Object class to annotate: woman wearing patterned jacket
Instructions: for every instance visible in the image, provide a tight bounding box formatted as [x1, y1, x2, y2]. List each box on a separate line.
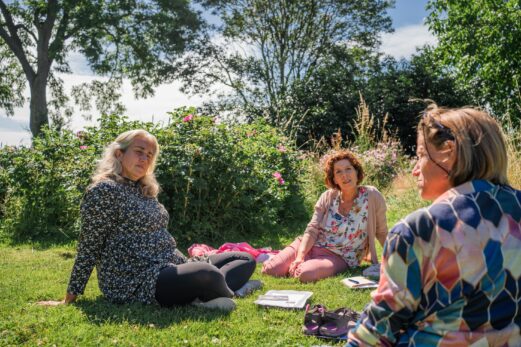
[41, 130, 255, 309]
[347, 106, 521, 346]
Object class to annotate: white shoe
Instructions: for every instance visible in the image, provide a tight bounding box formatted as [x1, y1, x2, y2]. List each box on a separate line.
[234, 280, 263, 298]
[192, 297, 236, 311]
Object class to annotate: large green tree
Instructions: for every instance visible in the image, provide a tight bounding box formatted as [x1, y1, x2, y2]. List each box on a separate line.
[186, 0, 394, 132]
[285, 45, 474, 150]
[0, 44, 24, 116]
[364, 46, 474, 152]
[0, 0, 203, 137]
[427, 0, 521, 122]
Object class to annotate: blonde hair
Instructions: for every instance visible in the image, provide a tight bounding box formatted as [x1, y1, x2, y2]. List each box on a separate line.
[419, 105, 509, 186]
[91, 129, 161, 197]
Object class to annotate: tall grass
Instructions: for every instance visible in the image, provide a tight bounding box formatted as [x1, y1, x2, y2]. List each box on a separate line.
[298, 94, 408, 205]
[385, 170, 430, 227]
[350, 93, 391, 150]
[506, 130, 521, 189]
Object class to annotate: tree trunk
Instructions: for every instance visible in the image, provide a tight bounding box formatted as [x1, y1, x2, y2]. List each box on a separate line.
[29, 74, 49, 137]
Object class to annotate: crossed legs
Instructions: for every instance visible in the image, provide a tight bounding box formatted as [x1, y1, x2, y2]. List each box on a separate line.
[155, 251, 255, 307]
[261, 238, 347, 282]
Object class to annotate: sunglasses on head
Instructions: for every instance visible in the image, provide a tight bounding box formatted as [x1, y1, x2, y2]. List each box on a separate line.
[420, 112, 454, 175]
[421, 112, 455, 141]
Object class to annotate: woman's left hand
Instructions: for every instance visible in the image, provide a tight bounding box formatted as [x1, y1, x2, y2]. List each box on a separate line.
[288, 258, 304, 276]
[37, 293, 77, 306]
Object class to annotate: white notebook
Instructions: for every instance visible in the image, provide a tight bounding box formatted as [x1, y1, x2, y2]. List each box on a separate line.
[341, 276, 378, 289]
[254, 290, 313, 309]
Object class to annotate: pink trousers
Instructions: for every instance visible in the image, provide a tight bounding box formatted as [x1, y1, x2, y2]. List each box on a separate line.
[261, 237, 348, 282]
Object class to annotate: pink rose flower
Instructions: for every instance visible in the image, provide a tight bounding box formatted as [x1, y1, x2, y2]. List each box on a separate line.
[182, 114, 194, 122]
[80, 145, 88, 150]
[272, 172, 285, 185]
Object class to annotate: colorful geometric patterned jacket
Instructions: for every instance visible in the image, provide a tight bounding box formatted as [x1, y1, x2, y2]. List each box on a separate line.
[347, 180, 521, 346]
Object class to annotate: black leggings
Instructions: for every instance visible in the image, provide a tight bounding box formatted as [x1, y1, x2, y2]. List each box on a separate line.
[155, 252, 256, 307]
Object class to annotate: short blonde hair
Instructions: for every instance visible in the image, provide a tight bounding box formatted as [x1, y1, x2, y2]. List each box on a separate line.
[419, 105, 508, 186]
[91, 129, 161, 197]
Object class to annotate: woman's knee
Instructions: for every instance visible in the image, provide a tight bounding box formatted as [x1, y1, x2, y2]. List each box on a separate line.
[294, 268, 319, 283]
[240, 253, 256, 269]
[261, 256, 290, 276]
[188, 264, 225, 286]
[293, 261, 340, 282]
[261, 243, 299, 276]
[243, 255, 257, 274]
[240, 252, 255, 262]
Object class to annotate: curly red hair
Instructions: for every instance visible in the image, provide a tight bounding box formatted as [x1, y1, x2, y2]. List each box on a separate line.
[323, 150, 364, 190]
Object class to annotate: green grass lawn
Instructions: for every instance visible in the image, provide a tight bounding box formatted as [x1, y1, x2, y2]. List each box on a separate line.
[0, 183, 425, 346]
[0, 245, 376, 346]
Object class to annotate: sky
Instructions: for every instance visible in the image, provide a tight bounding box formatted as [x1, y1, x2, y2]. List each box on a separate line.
[0, 0, 435, 147]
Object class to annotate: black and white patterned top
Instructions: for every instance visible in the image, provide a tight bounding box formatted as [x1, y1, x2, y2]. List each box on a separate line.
[67, 177, 187, 304]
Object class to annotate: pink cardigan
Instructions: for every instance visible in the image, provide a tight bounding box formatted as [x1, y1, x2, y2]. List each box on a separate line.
[303, 186, 388, 264]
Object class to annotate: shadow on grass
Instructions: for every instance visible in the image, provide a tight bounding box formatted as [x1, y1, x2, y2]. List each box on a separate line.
[336, 265, 368, 280]
[74, 297, 232, 328]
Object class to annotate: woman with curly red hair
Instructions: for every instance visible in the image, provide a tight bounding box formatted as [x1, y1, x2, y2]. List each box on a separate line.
[262, 150, 388, 282]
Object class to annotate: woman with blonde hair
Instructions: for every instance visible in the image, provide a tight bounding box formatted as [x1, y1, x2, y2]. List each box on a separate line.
[262, 149, 388, 282]
[347, 106, 521, 346]
[40, 130, 255, 310]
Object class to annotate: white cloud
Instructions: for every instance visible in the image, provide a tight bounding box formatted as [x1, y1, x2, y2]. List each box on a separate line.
[0, 73, 216, 146]
[0, 129, 31, 147]
[380, 24, 437, 59]
[66, 51, 94, 76]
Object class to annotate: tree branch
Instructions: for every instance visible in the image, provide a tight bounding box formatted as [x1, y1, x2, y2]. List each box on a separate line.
[0, 0, 35, 81]
[35, 0, 59, 76]
[14, 24, 38, 43]
[48, 5, 70, 60]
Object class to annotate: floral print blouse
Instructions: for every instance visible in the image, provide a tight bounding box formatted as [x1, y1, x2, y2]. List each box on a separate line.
[67, 177, 187, 304]
[315, 187, 369, 266]
[347, 180, 521, 346]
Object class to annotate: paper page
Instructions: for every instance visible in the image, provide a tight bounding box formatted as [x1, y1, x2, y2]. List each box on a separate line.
[341, 276, 378, 289]
[254, 290, 313, 309]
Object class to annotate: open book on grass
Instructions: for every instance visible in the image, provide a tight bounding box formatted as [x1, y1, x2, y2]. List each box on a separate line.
[341, 276, 378, 289]
[254, 290, 313, 309]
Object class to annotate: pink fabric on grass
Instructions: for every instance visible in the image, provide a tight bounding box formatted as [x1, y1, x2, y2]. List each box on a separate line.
[188, 242, 279, 263]
[187, 244, 219, 257]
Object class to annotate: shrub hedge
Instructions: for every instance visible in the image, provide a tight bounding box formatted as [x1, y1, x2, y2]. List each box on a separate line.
[0, 108, 306, 244]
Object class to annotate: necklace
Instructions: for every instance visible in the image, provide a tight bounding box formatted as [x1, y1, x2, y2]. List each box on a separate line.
[339, 196, 356, 217]
[340, 188, 358, 204]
